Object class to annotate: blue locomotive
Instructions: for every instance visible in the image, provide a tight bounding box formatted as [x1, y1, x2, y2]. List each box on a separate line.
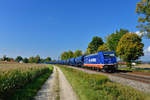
[83, 51, 117, 72]
[44, 51, 118, 72]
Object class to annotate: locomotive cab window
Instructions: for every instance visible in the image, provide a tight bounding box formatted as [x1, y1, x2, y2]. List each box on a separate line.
[103, 53, 115, 59]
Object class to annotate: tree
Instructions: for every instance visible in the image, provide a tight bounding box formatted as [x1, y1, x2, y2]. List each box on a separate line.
[23, 58, 29, 63]
[87, 36, 104, 54]
[2, 55, 8, 61]
[15, 56, 23, 62]
[45, 57, 52, 62]
[29, 56, 35, 63]
[0, 55, 14, 62]
[68, 50, 74, 58]
[61, 51, 69, 60]
[34, 55, 41, 63]
[61, 50, 74, 60]
[106, 29, 128, 51]
[97, 44, 109, 52]
[136, 0, 150, 38]
[84, 48, 91, 55]
[116, 33, 144, 68]
[74, 50, 83, 57]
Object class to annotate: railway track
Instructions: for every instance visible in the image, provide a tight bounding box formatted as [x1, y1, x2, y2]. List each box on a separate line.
[112, 73, 150, 84]
[64, 65, 150, 84]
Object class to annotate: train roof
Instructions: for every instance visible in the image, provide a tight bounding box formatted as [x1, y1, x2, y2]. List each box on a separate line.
[85, 53, 97, 57]
[85, 51, 115, 57]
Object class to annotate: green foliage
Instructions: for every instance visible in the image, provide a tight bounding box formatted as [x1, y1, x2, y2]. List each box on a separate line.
[34, 55, 41, 63]
[136, 0, 150, 38]
[87, 36, 104, 54]
[45, 57, 52, 62]
[0, 55, 51, 64]
[116, 33, 144, 68]
[1, 55, 8, 61]
[61, 50, 74, 60]
[106, 29, 128, 51]
[28, 56, 41, 63]
[97, 43, 110, 52]
[0, 64, 51, 100]
[28, 56, 52, 63]
[1, 55, 14, 62]
[74, 50, 83, 57]
[23, 58, 29, 63]
[28, 57, 35, 63]
[9, 65, 53, 100]
[61, 51, 69, 60]
[84, 48, 91, 55]
[10, 70, 52, 100]
[68, 50, 74, 58]
[58, 65, 150, 100]
[15, 56, 23, 62]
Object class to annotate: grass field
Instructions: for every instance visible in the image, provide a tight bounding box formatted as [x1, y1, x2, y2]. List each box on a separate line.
[57, 65, 150, 100]
[0, 63, 53, 100]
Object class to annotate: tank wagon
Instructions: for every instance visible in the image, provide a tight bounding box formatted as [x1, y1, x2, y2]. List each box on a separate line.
[44, 51, 118, 72]
[74, 55, 85, 67]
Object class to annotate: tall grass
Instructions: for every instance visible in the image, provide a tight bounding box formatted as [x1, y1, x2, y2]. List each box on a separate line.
[58, 65, 150, 100]
[0, 64, 52, 100]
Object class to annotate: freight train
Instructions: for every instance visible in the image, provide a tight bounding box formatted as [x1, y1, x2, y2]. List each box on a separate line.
[44, 51, 118, 72]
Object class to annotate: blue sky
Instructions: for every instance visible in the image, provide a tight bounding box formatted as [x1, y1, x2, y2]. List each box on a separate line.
[0, 0, 149, 61]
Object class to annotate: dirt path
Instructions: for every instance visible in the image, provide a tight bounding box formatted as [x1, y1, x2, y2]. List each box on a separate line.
[55, 66, 78, 100]
[33, 67, 58, 100]
[34, 65, 78, 100]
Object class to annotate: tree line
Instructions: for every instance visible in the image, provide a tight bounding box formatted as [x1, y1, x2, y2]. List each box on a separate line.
[0, 55, 52, 64]
[61, 50, 83, 60]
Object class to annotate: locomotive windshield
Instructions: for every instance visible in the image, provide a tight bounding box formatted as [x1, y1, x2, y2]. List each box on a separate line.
[103, 53, 115, 59]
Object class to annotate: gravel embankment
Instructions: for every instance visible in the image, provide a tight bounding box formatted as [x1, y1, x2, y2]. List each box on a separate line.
[109, 75, 150, 94]
[64, 65, 150, 94]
